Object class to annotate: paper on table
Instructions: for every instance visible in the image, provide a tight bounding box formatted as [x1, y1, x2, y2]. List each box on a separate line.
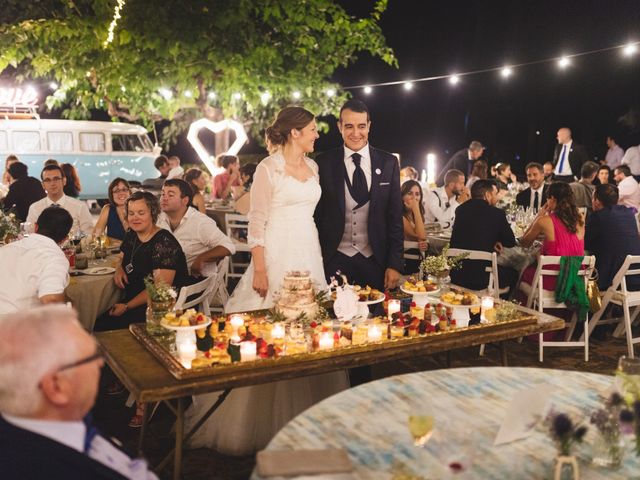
[494, 384, 553, 446]
[256, 449, 352, 477]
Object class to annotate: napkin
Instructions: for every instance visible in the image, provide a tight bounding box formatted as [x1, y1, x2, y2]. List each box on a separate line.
[256, 449, 353, 477]
[493, 384, 553, 446]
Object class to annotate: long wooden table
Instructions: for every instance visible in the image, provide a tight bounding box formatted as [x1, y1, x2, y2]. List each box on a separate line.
[96, 305, 564, 480]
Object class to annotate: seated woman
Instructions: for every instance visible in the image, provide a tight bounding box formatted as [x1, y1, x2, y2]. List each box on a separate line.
[184, 167, 207, 213]
[401, 180, 428, 274]
[233, 162, 257, 215]
[495, 162, 517, 191]
[466, 160, 488, 189]
[61, 163, 82, 198]
[213, 154, 241, 199]
[93, 178, 131, 242]
[519, 182, 585, 294]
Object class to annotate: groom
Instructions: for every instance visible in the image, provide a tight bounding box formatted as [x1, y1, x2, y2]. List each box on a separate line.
[315, 99, 403, 292]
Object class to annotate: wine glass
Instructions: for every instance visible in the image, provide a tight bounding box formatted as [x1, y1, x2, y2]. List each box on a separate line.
[616, 355, 640, 397]
[408, 401, 435, 447]
[19, 221, 33, 238]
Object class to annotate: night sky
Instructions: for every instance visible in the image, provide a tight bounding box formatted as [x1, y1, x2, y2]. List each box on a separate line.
[313, 0, 640, 175]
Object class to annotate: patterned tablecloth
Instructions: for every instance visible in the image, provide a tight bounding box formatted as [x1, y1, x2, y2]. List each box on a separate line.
[253, 367, 640, 479]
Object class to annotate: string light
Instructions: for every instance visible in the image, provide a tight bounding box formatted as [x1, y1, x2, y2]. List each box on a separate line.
[623, 43, 638, 56]
[292, 90, 301, 99]
[120, 85, 126, 92]
[326, 88, 336, 97]
[363, 86, 373, 94]
[260, 91, 271, 104]
[184, 90, 192, 98]
[49, 82, 58, 89]
[103, 0, 126, 48]
[500, 67, 513, 78]
[208, 91, 216, 100]
[557, 56, 571, 69]
[403, 82, 413, 90]
[158, 88, 172, 100]
[448, 75, 460, 85]
[232, 92, 242, 100]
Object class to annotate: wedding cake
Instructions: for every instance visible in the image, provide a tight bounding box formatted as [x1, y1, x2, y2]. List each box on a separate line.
[274, 271, 319, 320]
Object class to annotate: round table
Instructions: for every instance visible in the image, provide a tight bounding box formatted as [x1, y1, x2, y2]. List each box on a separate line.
[253, 367, 640, 479]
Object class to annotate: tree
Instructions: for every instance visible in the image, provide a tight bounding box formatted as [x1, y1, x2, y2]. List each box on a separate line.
[0, 0, 396, 146]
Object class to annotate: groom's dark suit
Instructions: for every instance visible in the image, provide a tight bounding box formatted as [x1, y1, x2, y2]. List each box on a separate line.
[314, 146, 403, 289]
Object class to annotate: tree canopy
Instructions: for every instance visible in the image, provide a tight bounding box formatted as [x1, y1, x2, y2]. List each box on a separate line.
[0, 0, 396, 145]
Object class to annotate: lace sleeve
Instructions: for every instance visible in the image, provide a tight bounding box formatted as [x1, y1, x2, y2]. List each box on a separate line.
[151, 231, 183, 271]
[247, 162, 273, 249]
[306, 157, 319, 178]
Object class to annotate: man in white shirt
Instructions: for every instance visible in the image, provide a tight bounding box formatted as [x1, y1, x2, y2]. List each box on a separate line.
[605, 135, 624, 170]
[0, 306, 158, 479]
[26, 164, 94, 234]
[0, 206, 73, 314]
[614, 165, 640, 211]
[621, 144, 640, 178]
[425, 169, 469, 228]
[157, 178, 235, 277]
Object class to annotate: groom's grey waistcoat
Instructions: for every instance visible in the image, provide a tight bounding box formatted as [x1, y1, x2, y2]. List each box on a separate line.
[337, 183, 373, 257]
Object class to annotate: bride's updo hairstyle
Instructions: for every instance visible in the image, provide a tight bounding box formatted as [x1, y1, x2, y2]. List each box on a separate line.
[265, 106, 314, 147]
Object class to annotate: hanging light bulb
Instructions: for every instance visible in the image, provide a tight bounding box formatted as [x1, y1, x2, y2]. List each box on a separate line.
[232, 92, 242, 100]
[363, 86, 372, 94]
[208, 91, 216, 100]
[260, 91, 271, 104]
[449, 75, 460, 85]
[623, 43, 638, 57]
[558, 56, 571, 68]
[326, 88, 336, 97]
[50, 82, 58, 90]
[403, 82, 413, 91]
[158, 88, 173, 100]
[292, 90, 302, 100]
[500, 67, 513, 78]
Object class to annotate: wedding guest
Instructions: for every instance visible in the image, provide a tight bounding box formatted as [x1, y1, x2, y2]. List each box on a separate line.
[450, 179, 517, 293]
[166, 155, 184, 180]
[465, 160, 488, 189]
[401, 180, 428, 273]
[142, 155, 171, 189]
[516, 162, 548, 210]
[233, 162, 257, 215]
[436, 140, 484, 185]
[213, 154, 241, 199]
[1, 161, 45, 221]
[26, 165, 94, 234]
[0, 305, 159, 480]
[543, 161, 555, 183]
[2, 154, 18, 185]
[495, 162, 516, 190]
[613, 165, 640, 211]
[519, 182, 585, 292]
[0, 206, 72, 314]
[400, 166, 419, 184]
[621, 143, 640, 181]
[93, 178, 130, 241]
[157, 179, 234, 278]
[184, 168, 207, 213]
[552, 127, 589, 182]
[61, 163, 82, 198]
[425, 169, 469, 228]
[585, 183, 640, 290]
[569, 161, 599, 215]
[598, 165, 611, 185]
[43, 159, 59, 167]
[605, 134, 624, 170]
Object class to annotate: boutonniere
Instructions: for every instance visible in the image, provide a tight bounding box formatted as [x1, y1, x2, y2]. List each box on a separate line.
[375, 168, 382, 175]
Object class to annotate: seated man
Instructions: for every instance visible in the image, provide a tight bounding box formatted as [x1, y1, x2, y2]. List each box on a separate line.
[2, 161, 46, 221]
[570, 161, 599, 215]
[0, 305, 158, 479]
[516, 162, 548, 210]
[585, 183, 640, 291]
[26, 164, 94, 234]
[425, 169, 469, 228]
[166, 155, 184, 180]
[614, 164, 640, 211]
[158, 178, 235, 277]
[0, 206, 73, 314]
[450, 179, 517, 293]
[142, 155, 171, 189]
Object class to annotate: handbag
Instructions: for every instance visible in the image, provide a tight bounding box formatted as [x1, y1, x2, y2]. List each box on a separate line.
[586, 269, 602, 314]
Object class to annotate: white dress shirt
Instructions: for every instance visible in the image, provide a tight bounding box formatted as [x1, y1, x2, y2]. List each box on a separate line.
[621, 145, 640, 176]
[528, 185, 545, 210]
[555, 141, 573, 176]
[617, 175, 640, 211]
[425, 186, 459, 227]
[3, 414, 158, 480]
[343, 144, 371, 190]
[26, 194, 94, 234]
[606, 144, 624, 170]
[0, 234, 69, 314]
[157, 207, 236, 277]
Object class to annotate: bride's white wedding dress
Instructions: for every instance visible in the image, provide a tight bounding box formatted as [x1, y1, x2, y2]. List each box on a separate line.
[185, 152, 349, 455]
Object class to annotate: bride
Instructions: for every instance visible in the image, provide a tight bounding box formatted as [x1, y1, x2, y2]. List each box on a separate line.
[185, 106, 349, 455]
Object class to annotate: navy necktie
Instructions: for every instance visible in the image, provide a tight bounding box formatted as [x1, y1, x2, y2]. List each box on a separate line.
[350, 153, 369, 206]
[533, 191, 539, 211]
[83, 414, 99, 453]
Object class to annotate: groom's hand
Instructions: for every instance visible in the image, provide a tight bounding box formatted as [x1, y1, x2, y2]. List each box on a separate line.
[384, 268, 401, 290]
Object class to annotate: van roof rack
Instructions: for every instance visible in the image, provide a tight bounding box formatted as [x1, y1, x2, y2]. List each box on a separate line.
[0, 106, 40, 120]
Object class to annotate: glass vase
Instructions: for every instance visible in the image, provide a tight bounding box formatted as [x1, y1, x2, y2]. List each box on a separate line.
[553, 455, 579, 480]
[146, 300, 174, 339]
[591, 433, 624, 469]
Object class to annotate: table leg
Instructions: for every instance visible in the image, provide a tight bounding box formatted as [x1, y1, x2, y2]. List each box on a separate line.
[173, 398, 184, 480]
[446, 351, 452, 368]
[138, 402, 151, 455]
[500, 341, 508, 366]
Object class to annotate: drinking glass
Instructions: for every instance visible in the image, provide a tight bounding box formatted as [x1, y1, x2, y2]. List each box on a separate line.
[616, 355, 640, 398]
[407, 401, 435, 447]
[19, 221, 33, 238]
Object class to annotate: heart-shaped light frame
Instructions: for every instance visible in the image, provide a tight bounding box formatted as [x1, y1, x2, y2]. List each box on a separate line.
[186, 118, 248, 175]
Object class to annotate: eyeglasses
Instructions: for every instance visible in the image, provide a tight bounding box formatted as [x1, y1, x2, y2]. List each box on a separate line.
[42, 176, 63, 183]
[56, 346, 104, 373]
[112, 187, 130, 194]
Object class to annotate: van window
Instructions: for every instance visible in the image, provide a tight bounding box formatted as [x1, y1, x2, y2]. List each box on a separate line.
[12, 131, 40, 152]
[80, 132, 105, 152]
[47, 131, 73, 152]
[0, 131, 7, 151]
[139, 135, 153, 151]
[112, 134, 144, 152]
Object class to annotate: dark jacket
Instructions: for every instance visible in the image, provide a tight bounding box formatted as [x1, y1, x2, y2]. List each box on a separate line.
[552, 142, 589, 178]
[450, 199, 516, 290]
[0, 415, 127, 480]
[2, 176, 46, 221]
[436, 148, 473, 186]
[314, 146, 404, 273]
[516, 184, 549, 210]
[585, 205, 640, 290]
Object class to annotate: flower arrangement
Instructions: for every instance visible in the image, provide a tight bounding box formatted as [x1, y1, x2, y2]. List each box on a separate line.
[0, 210, 20, 242]
[419, 244, 469, 277]
[495, 300, 521, 323]
[544, 411, 588, 456]
[618, 397, 640, 457]
[590, 392, 626, 467]
[144, 276, 177, 304]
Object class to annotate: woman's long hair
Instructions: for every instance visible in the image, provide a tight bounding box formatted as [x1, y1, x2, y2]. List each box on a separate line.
[401, 180, 425, 221]
[547, 181, 583, 233]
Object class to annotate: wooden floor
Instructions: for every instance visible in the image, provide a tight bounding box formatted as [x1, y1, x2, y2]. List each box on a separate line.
[93, 328, 630, 480]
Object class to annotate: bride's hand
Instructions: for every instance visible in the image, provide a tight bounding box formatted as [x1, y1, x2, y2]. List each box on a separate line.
[253, 270, 268, 298]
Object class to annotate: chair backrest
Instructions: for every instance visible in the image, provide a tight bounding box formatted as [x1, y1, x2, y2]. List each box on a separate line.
[403, 240, 422, 261]
[445, 248, 499, 295]
[174, 272, 219, 316]
[609, 255, 640, 294]
[225, 213, 250, 251]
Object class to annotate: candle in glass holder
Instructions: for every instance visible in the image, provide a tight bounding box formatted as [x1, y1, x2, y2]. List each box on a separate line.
[318, 332, 333, 350]
[230, 314, 244, 335]
[271, 322, 285, 340]
[387, 299, 401, 320]
[480, 296, 494, 323]
[177, 341, 197, 368]
[368, 323, 383, 342]
[240, 341, 257, 362]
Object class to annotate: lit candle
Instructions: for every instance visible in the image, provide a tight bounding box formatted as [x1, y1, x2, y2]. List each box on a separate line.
[177, 342, 197, 368]
[318, 332, 333, 351]
[230, 314, 244, 335]
[480, 296, 494, 323]
[368, 324, 382, 342]
[387, 299, 401, 320]
[271, 322, 285, 339]
[240, 341, 257, 362]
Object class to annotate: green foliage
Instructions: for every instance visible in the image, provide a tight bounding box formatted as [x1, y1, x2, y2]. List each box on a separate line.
[0, 0, 396, 144]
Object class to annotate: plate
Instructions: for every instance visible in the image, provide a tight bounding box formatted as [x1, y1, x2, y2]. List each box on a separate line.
[84, 266, 116, 275]
[400, 286, 441, 297]
[331, 293, 385, 305]
[439, 299, 482, 309]
[160, 317, 212, 331]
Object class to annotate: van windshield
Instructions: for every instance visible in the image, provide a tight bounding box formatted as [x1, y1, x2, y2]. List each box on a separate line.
[112, 134, 147, 152]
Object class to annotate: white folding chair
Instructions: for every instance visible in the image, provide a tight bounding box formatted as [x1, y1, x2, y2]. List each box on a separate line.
[586, 255, 640, 358]
[403, 240, 422, 262]
[522, 255, 595, 362]
[174, 272, 220, 316]
[208, 256, 230, 314]
[224, 213, 251, 284]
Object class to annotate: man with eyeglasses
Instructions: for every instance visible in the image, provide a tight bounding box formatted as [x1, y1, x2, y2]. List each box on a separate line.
[0, 305, 158, 479]
[26, 164, 94, 233]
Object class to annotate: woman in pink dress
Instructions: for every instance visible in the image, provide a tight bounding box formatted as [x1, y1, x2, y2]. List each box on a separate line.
[519, 181, 585, 292]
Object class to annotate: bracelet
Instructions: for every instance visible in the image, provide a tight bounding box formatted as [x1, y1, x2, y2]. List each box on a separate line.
[123, 303, 129, 311]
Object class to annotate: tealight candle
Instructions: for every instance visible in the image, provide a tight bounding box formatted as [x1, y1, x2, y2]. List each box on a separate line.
[387, 299, 401, 320]
[240, 341, 257, 362]
[318, 332, 333, 350]
[177, 342, 197, 368]
[230, 314, 244, 331]
[480, 296, 494, 323]
[271, 322, 285, 340]
[368, 323, 383, 342]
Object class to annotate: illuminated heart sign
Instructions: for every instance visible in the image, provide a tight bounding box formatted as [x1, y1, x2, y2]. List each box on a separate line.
[186, 118, 248, 175]
[0, 87, 38, 107]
